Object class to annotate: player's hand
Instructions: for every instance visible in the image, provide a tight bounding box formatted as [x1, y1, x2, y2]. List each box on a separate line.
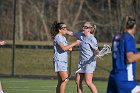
[95, 55, 103, 60]
[66, 31, 73, 36]
[75, 40, 81, 45]
[0, 41, 6, 45]
[69, 48, 72, 51]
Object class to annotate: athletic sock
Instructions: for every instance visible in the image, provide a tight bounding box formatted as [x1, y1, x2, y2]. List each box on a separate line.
[0, 90, 4, 93]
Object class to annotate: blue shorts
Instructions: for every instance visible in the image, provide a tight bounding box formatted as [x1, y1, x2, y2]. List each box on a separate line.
[107, 76, 140, 93]
[53, 61, 68, 72]
[77, 61, 96, 73]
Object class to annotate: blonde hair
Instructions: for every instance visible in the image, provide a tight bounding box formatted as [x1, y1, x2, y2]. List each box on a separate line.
[84, 22, 96, 34]
[90, 25, 96, 34]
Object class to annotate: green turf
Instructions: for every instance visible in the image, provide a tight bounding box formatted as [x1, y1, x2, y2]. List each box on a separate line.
[0, 47, 140, 80]
[1, 78, 107, 93]
[6, 40, 53, 45]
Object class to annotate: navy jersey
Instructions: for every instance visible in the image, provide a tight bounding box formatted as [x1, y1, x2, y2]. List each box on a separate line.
[111, 32, 137, 81]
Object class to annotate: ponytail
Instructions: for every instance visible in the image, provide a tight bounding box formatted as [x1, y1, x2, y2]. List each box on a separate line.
[126, 16, 136, 29]
[120, 16, 136, 33]
[90, 25, 96, 34]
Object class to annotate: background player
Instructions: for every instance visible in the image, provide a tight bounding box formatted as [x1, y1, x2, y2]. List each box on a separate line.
[0, 40, 6, 93]
[107, 16, 140, 93]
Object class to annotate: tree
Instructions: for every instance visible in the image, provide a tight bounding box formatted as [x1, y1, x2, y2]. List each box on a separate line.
[18, 0, 24, 41]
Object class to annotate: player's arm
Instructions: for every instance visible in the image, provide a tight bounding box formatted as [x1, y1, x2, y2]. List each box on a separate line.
[59, 40, 80, 51]
[66, 31, 74, 36]
[66, 31, 83, 40]
[126, 52, 140, 63]
[0, 40, 6, 45]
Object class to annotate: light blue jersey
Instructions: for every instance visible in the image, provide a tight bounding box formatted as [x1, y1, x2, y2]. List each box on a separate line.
[107, 32, 140, 93]
[53, 34, 68, 72]
[53, 34, 68, 62]
[74, 32, 98, 73]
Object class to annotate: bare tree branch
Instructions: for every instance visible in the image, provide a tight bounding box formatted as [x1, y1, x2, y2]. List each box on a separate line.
[83, 10, 110, 27]
[28, 0, 51, 40]
[18, 0, 24, 41]
[57, 0, 63, 22]
[85, 1, 103, 18]
[71, 0, 84, 30]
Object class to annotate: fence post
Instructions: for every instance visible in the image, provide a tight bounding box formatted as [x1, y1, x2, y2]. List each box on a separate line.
[12, 0, 16, 77]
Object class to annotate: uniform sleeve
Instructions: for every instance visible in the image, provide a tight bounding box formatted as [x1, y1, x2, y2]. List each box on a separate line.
[55, 35, 63, 45]
[125, 37, 136, 53]
[89, 37, 98, 50]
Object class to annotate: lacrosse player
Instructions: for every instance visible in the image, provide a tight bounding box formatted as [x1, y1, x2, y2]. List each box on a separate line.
[107, 16, 140, 93]
[0, 82, 4, 93]
[51, 21, 80, 93]
[67, 22, 99, 93]
[0, 41, 5, 93]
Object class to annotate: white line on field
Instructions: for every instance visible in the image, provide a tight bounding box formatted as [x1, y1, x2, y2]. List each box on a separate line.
[8, 87, 30, 89]
[3, 80, 28, 83]
[5, 89, 54, 92]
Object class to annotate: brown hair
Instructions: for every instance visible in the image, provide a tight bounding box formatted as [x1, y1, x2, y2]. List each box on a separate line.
[120, 16, 136, 33]
[51, 21, 65, 39]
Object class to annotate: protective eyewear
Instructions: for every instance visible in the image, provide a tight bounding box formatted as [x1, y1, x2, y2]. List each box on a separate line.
[82, 26, 92, 29]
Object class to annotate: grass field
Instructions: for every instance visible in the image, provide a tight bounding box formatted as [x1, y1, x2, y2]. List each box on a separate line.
[1, 78, 107, 93]
[0, 41, 140, 93]
[0, 47, 140, 80]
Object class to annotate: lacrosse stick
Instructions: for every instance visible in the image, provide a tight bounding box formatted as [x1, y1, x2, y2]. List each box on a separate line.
[97, 44, 111, 57]
[75, 44, 111, 73]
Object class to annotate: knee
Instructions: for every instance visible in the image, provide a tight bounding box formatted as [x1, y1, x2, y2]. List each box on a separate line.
[64, 79, 69, 85]
[62, 78, 69, 84]
[76, 79, 83, 86]
[64, 79, 69, 84]
[75, 79, 79, 85]
[85, 80, 92, 86]
[75, 77, 81, 85]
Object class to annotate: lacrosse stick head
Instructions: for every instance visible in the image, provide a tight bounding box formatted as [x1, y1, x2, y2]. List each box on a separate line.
[98, 44, 111, 57]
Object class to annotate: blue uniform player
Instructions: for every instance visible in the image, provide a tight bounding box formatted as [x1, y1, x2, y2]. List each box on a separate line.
[107, 16, 140, 93]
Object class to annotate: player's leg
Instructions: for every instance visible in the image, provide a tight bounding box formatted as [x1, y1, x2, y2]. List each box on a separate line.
[106, 77, 118, 93]
[58, 71, 69, 93]
[55, 61, 68, 93]
[116, 81, 140, 93]
[131, 85, 140, 93]
[56, 73, 62, 93]
[55, 61, 61, 93]
[84, 73, 98, 93]
[75, 73, 84, 93]
[0, 82, 4, 93]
